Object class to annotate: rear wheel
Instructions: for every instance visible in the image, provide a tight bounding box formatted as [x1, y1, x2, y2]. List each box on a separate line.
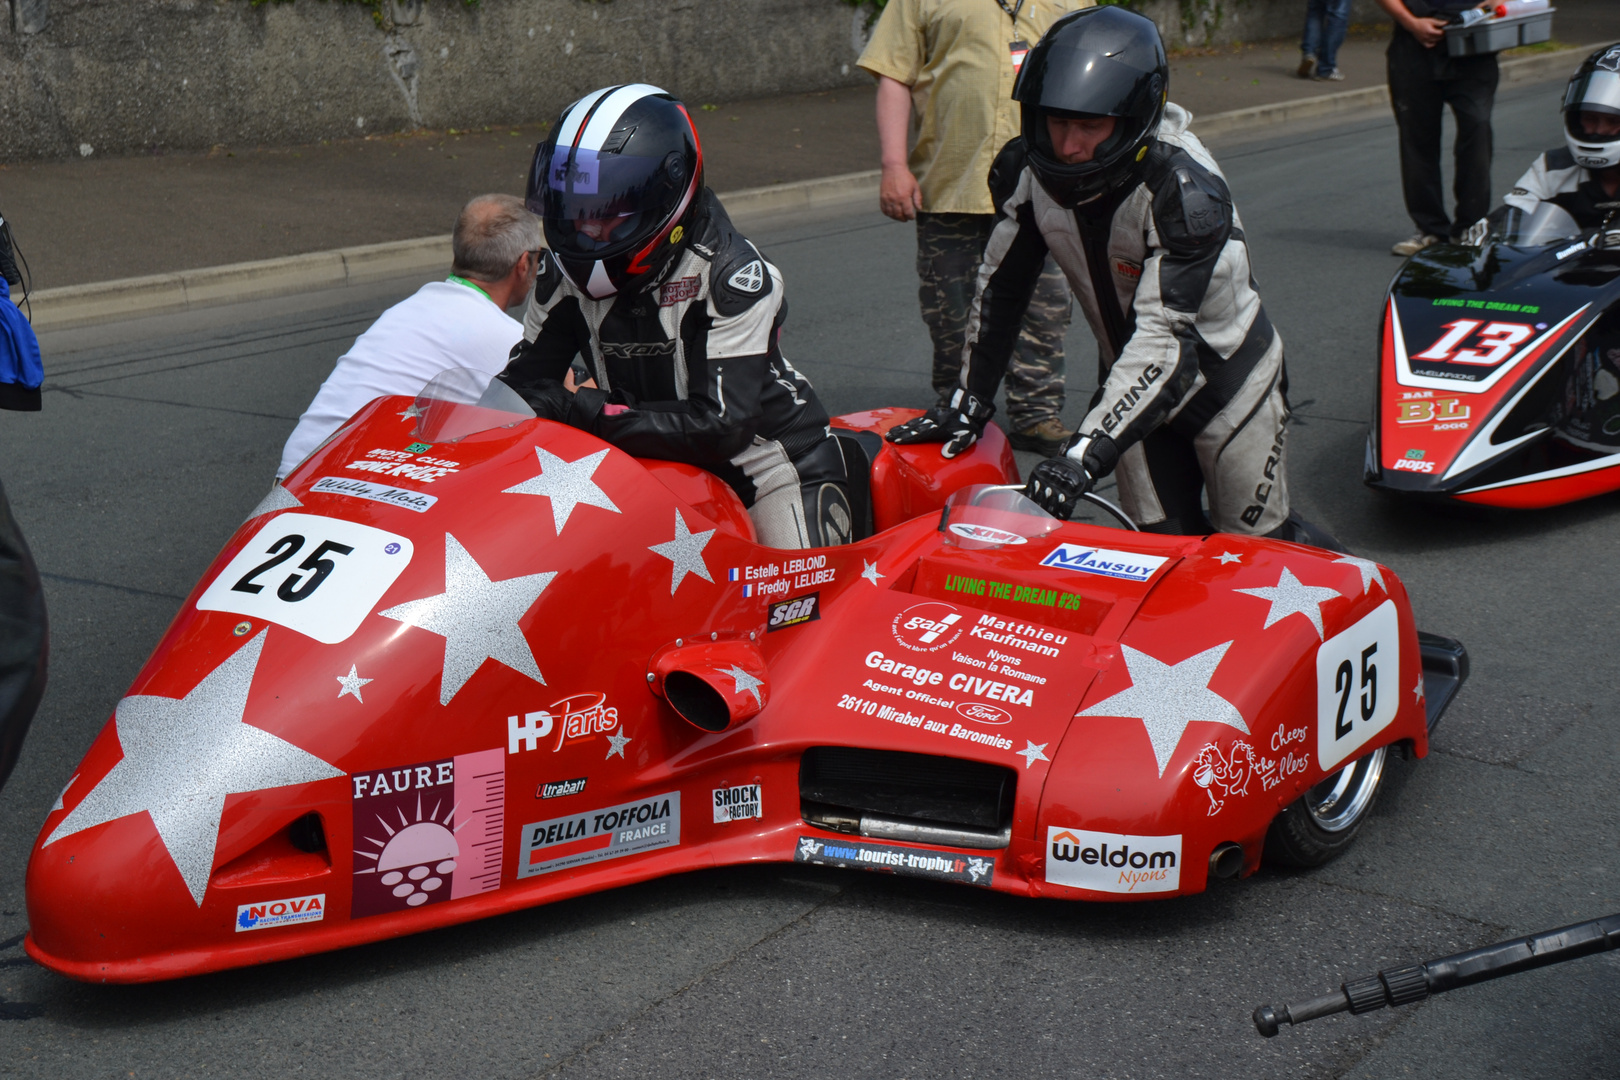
[1264, 746, 1388, 867]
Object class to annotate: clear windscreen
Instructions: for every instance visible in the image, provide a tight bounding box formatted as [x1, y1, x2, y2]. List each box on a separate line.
[412, 368, 536, 443]
[939, 485, 1062, 549]
[1486, 202, 1583, 247]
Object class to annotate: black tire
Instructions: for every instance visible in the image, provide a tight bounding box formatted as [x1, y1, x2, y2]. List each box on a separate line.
[1264, 746, 1387, 868]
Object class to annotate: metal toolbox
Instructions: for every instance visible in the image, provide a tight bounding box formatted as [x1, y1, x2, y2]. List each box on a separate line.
[1444, 8, 1554, 57]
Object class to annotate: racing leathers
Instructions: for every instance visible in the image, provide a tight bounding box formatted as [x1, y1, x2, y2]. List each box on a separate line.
[1502, 148, 1620, 452]
[498, 189, 852, 550]
[963, 105, 1291, 535]
[1502, 146, 1620, 229]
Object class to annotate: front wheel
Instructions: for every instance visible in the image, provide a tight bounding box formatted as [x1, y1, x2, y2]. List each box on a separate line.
[1264, 746, 1388, 867]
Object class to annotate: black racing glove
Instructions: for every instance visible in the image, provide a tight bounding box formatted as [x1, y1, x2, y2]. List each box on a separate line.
[885, 388, 996, 459]
[1024, 433, 1119, 520]
[508, 378, 573, 423]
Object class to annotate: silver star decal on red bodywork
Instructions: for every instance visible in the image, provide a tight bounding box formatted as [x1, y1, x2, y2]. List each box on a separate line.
[1080, 642, 1248, 777]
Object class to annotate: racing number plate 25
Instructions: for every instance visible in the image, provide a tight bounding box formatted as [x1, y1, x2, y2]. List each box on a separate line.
[196, 513, 414, 644]
[1316, 600, 1400, 771]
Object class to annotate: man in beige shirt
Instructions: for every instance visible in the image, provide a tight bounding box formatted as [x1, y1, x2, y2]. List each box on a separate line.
[859, 0, 1089, 456]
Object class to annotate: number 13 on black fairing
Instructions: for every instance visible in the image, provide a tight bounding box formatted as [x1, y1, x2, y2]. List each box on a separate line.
[1316, 601, 1400, 770]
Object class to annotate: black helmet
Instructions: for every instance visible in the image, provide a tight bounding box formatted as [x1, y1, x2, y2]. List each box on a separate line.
[1013, 6, 1169, 208]
[1563, 44, 1620, 171]
[527, 84, 703, 299]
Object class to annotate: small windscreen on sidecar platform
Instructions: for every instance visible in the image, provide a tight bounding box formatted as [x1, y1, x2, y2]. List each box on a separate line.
[939, 484, 1062, 550]
[1486, 202, 1582, 247]
[412, 367, 537, 443]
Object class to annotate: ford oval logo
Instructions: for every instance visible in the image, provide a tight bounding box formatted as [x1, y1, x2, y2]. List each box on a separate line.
[955, 701, 1012, 726]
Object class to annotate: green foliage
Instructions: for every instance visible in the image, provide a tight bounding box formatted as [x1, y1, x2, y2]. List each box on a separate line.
[839, 0, 886, 31]
[245, 0, 480, 31]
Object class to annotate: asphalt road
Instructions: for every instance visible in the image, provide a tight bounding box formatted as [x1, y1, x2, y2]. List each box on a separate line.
[3, 80, 1619, 1079]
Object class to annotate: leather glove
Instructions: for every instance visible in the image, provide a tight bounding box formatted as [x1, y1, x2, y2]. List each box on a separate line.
[1024, 433, 1119, 520]
[885, 388, 996, 459]
[509, 378, 573, 423]
[1025, 456, 1094, 520]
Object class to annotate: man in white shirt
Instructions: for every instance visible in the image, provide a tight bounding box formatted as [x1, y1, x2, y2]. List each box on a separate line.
[276, 194, 540, 479]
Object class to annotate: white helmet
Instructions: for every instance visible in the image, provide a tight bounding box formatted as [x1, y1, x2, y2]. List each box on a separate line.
[1564, 44, 1620, 171]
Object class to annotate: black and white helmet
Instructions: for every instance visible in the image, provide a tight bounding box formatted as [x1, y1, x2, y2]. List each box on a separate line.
[1013, 6, 1169, 208]
[1565, 44, 1620, 171]
[527, 84, 703, 300]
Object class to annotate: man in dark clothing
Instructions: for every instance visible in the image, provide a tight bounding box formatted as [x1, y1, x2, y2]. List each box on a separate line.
[498, 84, 852, 550]
[1377, 0, 1499, 256]
[0, 214, 47, 792]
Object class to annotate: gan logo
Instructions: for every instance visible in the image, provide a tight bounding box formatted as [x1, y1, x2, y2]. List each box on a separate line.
[507, 692, 621, 754]
[659, 275, 701, 306]
[946, 522, 1028, 545]
[235, 893, 325, 932]
[1039, 544, 1168, 583]
[768, 593, 821, 631]
[795, 835, 993, 885]
[518, 791, 680, 878]
[955, 701, 1012, 725]
[891, 602, 966, 653]
[350, 749, 505, 918]
[727, 260, 766, 293]
[1045, 827, 1180, 893]
[712, 784, 762, 823]
[538, 777, 588, 799]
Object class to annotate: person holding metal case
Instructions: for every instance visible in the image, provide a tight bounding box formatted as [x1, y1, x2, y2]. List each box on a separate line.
[498, 85, 852, 550]
[889, 7, 1331, 544]
[1501, 45, 1620, 225]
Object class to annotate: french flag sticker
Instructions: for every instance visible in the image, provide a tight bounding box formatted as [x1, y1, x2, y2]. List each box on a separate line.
[728, 568, 741, 582]
[742, 584, 755, 597]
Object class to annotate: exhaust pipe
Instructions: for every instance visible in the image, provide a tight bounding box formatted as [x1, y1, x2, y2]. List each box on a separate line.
[1209, 842, 1244, 880]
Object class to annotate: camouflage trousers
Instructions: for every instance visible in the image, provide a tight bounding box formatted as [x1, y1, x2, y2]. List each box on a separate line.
[916, 211, 1071, 429]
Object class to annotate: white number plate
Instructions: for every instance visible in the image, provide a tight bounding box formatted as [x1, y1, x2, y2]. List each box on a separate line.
[197, 513, 414, 644]
[1316, 599, 1400, 771]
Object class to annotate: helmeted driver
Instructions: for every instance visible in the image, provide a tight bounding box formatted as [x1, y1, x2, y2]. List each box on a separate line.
[1496, 45, 1620, 454]
[497, 84, 852, 550]
[887, 7, 1334, 545]
[1502, 44, 1620, 226]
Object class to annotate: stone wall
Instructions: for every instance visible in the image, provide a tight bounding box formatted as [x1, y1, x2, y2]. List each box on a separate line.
[0, 0, 875, 162]
[0, 0, 1393, 163]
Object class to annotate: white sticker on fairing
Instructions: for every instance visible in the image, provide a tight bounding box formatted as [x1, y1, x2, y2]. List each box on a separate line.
[1316, 599, 1400, 770]
[197, 513, 414, 644]
[1045, 827, 1181, 894]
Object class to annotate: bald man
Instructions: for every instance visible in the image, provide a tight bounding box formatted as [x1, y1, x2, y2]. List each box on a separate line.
[276, 194, 541, 479]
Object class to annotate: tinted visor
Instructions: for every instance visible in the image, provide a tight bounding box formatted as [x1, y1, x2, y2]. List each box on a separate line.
[532, 144, 681, 258]
[1566, 69, 1620, 137]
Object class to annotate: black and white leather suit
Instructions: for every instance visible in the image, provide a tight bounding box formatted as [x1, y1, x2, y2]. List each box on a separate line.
[498, 190, 851, 549]
[1503, 146, 1619, 229]
[964, 105, 1291, 535]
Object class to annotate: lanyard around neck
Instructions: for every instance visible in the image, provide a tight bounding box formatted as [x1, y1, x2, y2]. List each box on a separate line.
[993, 0, 1027, 28]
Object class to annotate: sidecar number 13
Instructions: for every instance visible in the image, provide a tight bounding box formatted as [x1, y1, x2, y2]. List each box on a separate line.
[197, 513, 414, 645]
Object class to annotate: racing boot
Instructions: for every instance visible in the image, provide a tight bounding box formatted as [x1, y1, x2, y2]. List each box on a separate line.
[1007, 417, 1074, 458]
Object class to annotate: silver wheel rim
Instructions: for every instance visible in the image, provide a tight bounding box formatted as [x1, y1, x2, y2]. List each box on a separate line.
[1304, 746, 1386, 833]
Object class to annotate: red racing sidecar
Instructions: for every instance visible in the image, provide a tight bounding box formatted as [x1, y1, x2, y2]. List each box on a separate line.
[25, 373, 1466, 982]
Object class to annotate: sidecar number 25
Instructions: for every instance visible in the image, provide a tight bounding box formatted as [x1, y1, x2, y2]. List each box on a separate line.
[197, 513, 414, 645]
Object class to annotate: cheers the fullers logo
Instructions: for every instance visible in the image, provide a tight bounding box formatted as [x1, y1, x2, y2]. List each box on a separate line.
[1045, 827, 1181, 894]
[507, 692, 620, 754]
